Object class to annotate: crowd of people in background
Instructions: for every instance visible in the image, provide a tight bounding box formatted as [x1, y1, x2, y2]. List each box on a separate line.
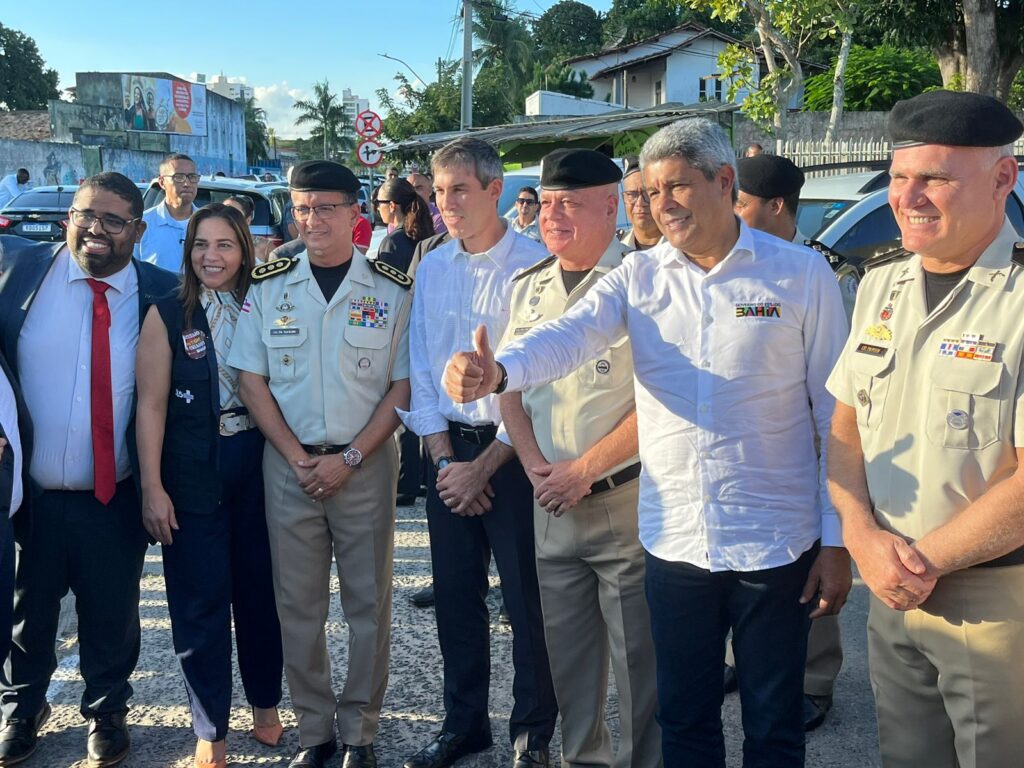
[0, 88, 1022, 768]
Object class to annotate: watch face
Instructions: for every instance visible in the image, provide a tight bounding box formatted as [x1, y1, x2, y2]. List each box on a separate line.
[344, 448, 362, 467]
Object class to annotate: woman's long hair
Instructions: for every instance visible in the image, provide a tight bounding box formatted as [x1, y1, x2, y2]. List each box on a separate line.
[179, 203, 255, 329]
[379, 178, 435, 243]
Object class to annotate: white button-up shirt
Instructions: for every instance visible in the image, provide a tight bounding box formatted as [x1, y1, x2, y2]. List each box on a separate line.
[399, 223, 548, 441]
[498, 221, 848, 571]
[18, 250, 139, 490]
[0, 367, 23, 517]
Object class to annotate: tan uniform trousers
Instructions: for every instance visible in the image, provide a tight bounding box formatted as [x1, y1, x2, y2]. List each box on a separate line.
[724, 597, 843, 698]
[867, 564, 1024, 768]
[534, 478, 662, 768]
[263, 442, 397, 748]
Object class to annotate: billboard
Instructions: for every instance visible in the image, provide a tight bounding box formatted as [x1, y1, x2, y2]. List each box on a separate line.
[121, 74, 207, 136]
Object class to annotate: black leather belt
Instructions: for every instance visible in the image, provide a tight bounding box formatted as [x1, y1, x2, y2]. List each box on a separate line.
[448, 421, 497, 445]
[590, 463, 641, 495]
[301, 443, 349, 456]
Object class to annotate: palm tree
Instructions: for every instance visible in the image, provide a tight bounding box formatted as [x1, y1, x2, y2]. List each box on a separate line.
[473, 1, 535, 114]
[293, 80, 345, 161]
[241, 95, 270, 164]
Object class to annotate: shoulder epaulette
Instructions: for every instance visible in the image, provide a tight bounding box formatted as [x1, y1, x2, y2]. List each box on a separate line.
[863, 246, 913, 272]
[513, 255, 557, 282]
[252, 255, 299, 281]
[371, 258, 413, 289]
[803, 239, 846, 268]
[1013, 241, 1024, 267]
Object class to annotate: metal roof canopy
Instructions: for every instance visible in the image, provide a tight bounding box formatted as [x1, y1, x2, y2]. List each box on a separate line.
[382, 102, 739, 164]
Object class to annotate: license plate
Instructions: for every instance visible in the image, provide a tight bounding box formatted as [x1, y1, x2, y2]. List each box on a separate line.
[21, 223, 51, 233]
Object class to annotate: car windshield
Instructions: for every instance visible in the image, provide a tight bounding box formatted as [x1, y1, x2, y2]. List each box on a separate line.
[6, 189, 76, 209]
[797, 200, 855, 240]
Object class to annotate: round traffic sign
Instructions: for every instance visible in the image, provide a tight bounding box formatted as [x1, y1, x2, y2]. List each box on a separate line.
[357, 139, 383, 167]
[356, 110, 383, 138]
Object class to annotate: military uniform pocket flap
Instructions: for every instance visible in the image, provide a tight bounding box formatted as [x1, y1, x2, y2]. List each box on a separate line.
[929, 358, 1002, 395]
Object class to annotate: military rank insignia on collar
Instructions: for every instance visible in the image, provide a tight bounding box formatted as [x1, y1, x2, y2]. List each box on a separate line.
[513, 255, 557, 282]
[371, 259, 413, 289]
[252, 255, 300, 281]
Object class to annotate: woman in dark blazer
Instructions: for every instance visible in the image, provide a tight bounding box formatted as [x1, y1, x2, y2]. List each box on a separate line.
[135, 204, 284, 768]
[374, 177, 435, 273]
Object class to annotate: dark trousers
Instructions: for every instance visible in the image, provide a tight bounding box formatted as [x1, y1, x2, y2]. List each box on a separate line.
[645, 544, 817, 768]
[397, 428, 423, 497]
[426, 431, 557, 750]
[162, 428, 283, 741]
[1, 479, 147, 720]
[0, 514, 13, 667]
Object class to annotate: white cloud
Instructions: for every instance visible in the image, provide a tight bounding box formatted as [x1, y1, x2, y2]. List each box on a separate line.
[253, 81, 311, 140]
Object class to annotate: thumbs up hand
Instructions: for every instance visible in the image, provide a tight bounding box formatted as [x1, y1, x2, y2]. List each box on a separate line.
[444, 324, 503, 403]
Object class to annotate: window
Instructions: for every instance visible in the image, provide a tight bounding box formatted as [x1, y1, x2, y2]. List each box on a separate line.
[715, 78, 722, 101]
[834, 204, 903, 265]
[655, 80, 663, 105]
[698, 77, 706, 101]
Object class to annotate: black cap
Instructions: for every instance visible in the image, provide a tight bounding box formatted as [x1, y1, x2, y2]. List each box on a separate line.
[737, 155, 805, 199]
[540, 148, 623, 190]
[889, 90, 1023, 148]
[623, 155, 641, 179]
[289, 160, 361, 193]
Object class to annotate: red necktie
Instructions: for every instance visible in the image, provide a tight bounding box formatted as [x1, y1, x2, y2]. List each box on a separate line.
[86, 278, 116, 505]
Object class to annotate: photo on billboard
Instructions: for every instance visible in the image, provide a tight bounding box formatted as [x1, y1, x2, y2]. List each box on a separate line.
[122, 74, 207, 136]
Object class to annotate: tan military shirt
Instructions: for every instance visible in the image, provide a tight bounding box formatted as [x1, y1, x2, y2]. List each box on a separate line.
[827, 219, 1024, 541]
[499, 239, 637, 478]
[228, 247, 412, 445]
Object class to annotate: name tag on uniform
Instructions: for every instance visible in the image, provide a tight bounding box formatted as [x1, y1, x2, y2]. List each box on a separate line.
[182, 330, 207, 359]
[735, 302, 781, 318]
[349, 296, 389, 329]
[270, 327, 300, 336]
[855, 342, 887, 357]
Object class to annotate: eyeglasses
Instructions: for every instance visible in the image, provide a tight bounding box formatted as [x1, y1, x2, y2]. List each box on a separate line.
[68, 208, 139, 235]
[292, 204, 342, 221]
[162, 173, 201, 184]
[515, 198, 537, 206]
[623, 191, 650, 206]
[375, 199, 393, 206]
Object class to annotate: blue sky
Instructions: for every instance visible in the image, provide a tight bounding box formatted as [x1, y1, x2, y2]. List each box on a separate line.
[13, 0, 613, 139]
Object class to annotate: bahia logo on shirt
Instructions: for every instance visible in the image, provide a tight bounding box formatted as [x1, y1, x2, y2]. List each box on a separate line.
[734, 302, 781, 318]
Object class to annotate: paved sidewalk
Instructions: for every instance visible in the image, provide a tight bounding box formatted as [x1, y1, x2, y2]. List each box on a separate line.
[37, 500, 881, 767]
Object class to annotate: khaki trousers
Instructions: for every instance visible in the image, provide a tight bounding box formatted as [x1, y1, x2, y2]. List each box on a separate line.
[724, 597, 843, 698]
[263, 442, 397, 748]
[534, 479, 662, 768]
[867, 564, 1024, 768]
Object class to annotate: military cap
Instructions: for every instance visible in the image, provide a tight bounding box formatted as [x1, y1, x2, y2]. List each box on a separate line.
[889, 90, 1023, 148]
[623, 155, 642, 179]
[289, 160, 361, 193]
[541, 148, 623, 190]
[737, 154, 805, 200]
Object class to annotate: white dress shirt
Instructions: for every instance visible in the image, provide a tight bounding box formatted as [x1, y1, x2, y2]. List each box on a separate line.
[0, 175, 27, 210]
[399, 223, 548, 442]
[498, 221, 848, 571]
[18, 250, 139, 490]
[0, 369, 23, 517]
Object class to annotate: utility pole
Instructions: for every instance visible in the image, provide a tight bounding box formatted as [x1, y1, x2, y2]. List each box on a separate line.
[461, 0, 473, 130]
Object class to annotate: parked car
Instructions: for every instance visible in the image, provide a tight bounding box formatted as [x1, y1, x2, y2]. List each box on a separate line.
[144, 177, 292, 250]
[499, 166, 632, 235]
[0, 185, 78, 242]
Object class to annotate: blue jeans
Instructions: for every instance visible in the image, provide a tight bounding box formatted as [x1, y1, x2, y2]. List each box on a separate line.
[644, 544, 817, 768]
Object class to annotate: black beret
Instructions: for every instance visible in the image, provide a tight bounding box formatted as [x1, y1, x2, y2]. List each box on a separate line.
[737, 155, 805, 199]
[289, 160, 361, 194]
[623, 155, 641, 179]
[889, 90, 1023, 148]
[541, 148, 623, 190]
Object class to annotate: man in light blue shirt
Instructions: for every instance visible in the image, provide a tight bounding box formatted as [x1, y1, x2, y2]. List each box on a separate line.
[137, 154, 199, 272]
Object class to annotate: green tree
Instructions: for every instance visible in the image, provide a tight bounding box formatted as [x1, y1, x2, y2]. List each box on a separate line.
[292, 80, 346, 160]
[524, 62, 595, 99]
[474, 0, 535, 114]
[241, 95, 270, 164]
[0, 23, 59, 110]
[532, 1, 604, 60]
[803, 46, 941, 112]
[603, 0, 684, 47]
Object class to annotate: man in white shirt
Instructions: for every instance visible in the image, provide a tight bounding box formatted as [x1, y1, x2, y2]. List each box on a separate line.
[444, 119, 852, 768]
[0, 170, 29, 211]
[398, 137, 556, 768]
[137, 153, 199, 272]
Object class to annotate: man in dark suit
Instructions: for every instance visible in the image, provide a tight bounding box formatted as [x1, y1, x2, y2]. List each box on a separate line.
[0, 350, 29, 671]
[0, 172, 177, 767]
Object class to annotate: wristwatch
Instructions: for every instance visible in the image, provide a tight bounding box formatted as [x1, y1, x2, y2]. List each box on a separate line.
[435, 455, 455, 471]
[494, 361, 509, 394]
[342, 447, 363, 468]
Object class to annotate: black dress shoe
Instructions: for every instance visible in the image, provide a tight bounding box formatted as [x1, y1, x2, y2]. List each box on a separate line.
[289, 739, 338, 767]
[803, 694, 832, 732]
[0, 702, 52, 766]
[410, 586, 435, 608]
[723, 664, 738, 694]
[403, 731, 493, 768]
[513, 748, 550, 767]
[86, 710, 130, 767]
[343, 743, 377, 768]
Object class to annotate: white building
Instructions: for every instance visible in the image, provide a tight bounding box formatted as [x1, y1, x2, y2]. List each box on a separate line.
[341, 88, 370, 140]
[199, 74, 254, 103]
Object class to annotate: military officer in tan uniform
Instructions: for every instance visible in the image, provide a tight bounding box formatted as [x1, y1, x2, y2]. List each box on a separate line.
[498, 149, 661, 768]
[731, 152, 847, 731]
[827, 91, 1024, 768]
[229, 160, 412, 768]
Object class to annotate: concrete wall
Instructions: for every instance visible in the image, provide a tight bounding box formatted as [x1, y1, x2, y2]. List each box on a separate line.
[169, 91, 245, 175]
[0, 138, 164, 185]
[525, 91, 622, 117]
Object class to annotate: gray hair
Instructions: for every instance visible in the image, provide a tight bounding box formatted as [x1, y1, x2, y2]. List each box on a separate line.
[640, 118, 737, 201]
[432, 137, 503, 188]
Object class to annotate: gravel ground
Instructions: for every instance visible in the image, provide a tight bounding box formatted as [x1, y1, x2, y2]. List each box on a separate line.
[35, 498, 881, 767]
